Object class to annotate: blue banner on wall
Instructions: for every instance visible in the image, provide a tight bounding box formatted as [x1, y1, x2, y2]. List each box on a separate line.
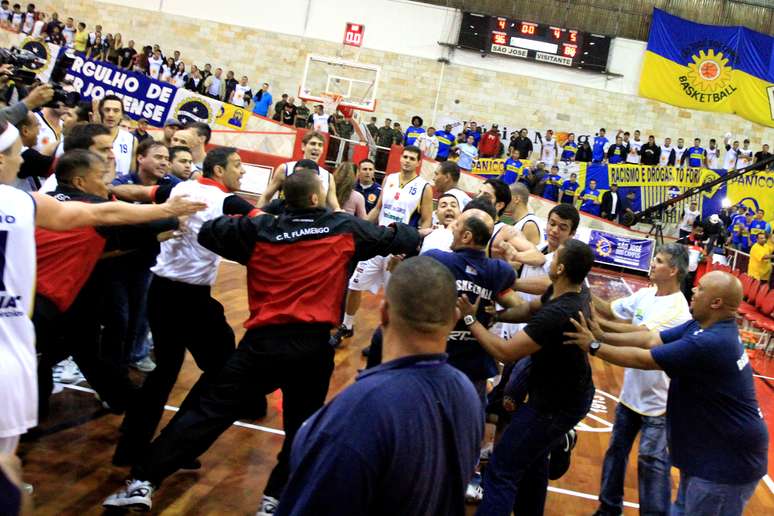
[588, 230, 655, 272]
[65, 54, 177, 126]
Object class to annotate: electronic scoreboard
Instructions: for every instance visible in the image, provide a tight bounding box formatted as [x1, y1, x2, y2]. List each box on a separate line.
[458, 12, 611, 71]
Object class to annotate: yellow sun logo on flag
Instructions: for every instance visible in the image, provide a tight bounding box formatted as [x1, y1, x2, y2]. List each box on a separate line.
[686, 49, 733, 93]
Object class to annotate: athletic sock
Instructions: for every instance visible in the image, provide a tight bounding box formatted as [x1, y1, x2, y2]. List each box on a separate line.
[342, 313, 355, 329]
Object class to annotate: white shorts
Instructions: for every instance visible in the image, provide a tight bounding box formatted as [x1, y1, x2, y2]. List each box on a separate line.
[348, 255, 390, 294]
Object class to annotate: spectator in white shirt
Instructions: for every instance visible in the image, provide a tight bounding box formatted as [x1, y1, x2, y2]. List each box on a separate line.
[310, 104, 329, 133]
[230, 76, 253, 108]
[591, 244, 692, 516]
[626, 129, 642, 164]
[147, 49, 163, 80]
[417, 126, 439, 159]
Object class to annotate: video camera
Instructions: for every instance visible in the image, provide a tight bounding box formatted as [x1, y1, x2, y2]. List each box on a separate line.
[0, 46, 80, 108]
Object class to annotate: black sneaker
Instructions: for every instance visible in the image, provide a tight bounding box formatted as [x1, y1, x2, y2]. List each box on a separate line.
[329, 325, 354, 348]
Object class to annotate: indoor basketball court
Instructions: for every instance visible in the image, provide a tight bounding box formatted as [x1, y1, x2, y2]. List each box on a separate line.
[15, 263, 774, 514]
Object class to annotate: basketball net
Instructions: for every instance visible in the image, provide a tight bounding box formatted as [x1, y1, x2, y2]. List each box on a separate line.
[321, 92, 343, 116]
[321, 92, 357, 119]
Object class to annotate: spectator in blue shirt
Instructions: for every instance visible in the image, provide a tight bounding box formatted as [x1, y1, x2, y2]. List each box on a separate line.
[251, 82, 273, 117]
[566, 271, 768, 516]
[403, 115, 425, 146]
[682, 138, 707, 168]
[465, 121, 482, 146]
[502, 148, 528, 185]
[592, 128, 609, 162]
[606, 135, 627, 164]
[748, 209, 770, 248]
[353, 158, 381, 213]
[277, 257, 482, 516]
[560, 172, 579, 204]
[560, 132, 578, 161]
[542, 165, 562, 202]
[456, 134, 478, 172]
[579, 179, 601, 216]
[434, 123, 455, 161]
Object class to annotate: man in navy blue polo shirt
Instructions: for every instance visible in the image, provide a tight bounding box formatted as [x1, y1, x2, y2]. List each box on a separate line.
[565, 270, 768, 516]
[423, 205, 521, 402]
[276, 257, 482, 516]
[111, 139, 181, 188]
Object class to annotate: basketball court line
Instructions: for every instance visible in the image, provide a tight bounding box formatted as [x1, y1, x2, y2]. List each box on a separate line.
[619, 277, 634, 295]
[57, 384, 648, 505]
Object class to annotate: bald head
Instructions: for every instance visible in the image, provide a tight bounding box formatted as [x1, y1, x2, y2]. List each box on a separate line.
[703, 271, 743, 310]
[452, 208, 494, 249]
[384, 257, 457, 337]
[691, 271, 742, 325]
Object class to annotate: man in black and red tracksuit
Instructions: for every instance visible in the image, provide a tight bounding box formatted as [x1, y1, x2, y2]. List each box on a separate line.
[103, 170, 421, 513]
[34, 150, 180, 416]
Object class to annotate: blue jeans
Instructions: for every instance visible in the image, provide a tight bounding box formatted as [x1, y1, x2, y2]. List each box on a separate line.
[598, 403, 671, 515]
[671, 471, 759, 516]
[476, 389, 593, 516]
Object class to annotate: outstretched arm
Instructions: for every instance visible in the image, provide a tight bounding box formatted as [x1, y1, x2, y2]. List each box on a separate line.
[32, 193, 205, 231]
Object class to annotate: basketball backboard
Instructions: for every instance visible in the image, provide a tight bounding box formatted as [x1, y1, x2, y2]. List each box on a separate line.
[299, 54, 380, 112]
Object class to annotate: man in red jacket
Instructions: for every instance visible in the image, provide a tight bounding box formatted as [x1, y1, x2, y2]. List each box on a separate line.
[478, 124, 502, 158]
[104, 170, 422, 514]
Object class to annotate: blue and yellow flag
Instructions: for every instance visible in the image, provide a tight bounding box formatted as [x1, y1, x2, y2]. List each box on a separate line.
[640, 9, 774, 128]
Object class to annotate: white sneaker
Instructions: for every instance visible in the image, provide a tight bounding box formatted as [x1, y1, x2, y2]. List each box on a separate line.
[103, 479, 154, 511]
[131, 356, 156, 373]
[55, 357, 84, 384]
[465, 474, 483, 504]
[256, 494, 279, 515]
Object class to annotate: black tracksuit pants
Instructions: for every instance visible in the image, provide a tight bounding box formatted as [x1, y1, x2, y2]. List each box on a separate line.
[117, 275, 236, 456]
[34, 293, 133, 418]
[132, 323, 335, 499]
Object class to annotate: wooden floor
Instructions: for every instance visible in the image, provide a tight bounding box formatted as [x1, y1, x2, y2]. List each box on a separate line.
[17, 263, 774, 515]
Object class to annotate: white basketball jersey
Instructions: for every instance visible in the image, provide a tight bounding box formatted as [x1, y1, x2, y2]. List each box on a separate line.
[706, 147, 720, 169]
[34, 112, 61, 152]
[487, 221, 508, 258]
[284, 161, 331, 199]
[674, 147, 687, 167]
[659, 145, 673, 166]
[723, 147, 739, 170]
[113, 129, 136, 177]
[0, 185, 38, 437]
[152, 180, 230, 286]
[541, 140, 557, 166]
[378, 173, 429, 227]
[737, 148, 753, 168]
[513, 213, 545, 246]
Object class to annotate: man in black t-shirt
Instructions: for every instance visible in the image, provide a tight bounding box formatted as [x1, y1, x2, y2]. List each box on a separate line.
[458, 239, 595, 515]
[753, 144, 772, 170]
[118, 40, 137, 69]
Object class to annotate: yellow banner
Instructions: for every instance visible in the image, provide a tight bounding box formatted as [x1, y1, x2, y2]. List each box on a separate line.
[608, 164, 721, 194]
[215, 103, 249, 131]
[727, 171, 774, 222]
[639, 51, 774, 129]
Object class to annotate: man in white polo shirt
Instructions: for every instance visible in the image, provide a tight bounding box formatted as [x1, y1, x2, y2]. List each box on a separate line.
[112, 146, 260, 466]
[590, 243, 692, 516]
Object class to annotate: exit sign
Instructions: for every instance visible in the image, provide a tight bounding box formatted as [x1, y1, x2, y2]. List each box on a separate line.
[344, 22, 365, 47]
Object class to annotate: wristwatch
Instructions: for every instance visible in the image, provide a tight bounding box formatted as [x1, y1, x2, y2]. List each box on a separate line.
[589, 341, 601, 356]
[463, 314, 476, 327]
